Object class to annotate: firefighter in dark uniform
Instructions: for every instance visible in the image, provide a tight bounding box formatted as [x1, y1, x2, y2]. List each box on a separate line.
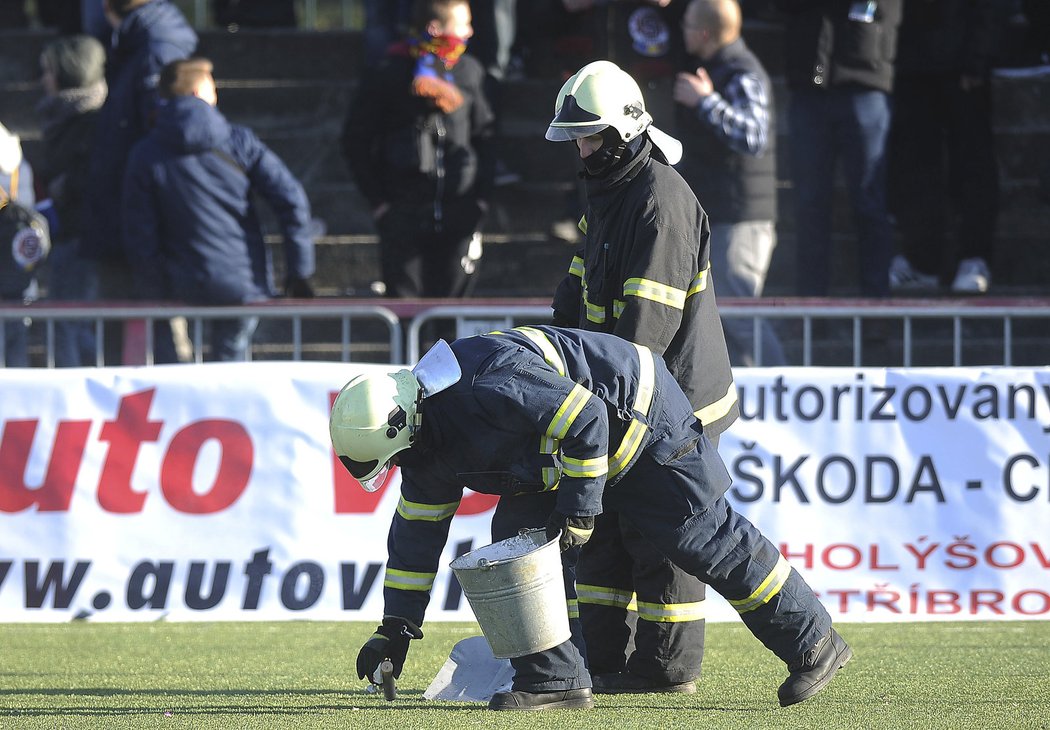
[547, 60, 738, 693]
[331, 326, 852, 711]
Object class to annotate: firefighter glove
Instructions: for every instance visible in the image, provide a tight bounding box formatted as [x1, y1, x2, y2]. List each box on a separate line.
[546, 511, 595, 551]
[356, 616, 423, 681]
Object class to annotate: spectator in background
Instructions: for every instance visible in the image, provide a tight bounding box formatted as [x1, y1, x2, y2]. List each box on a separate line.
[35, 34, 108, 367]
[548, 61, 738, 695]
[81, 0, 196, 363]
[342, 0, 495, 298]
[887, 0, 1003, 295]
[122, 58, 315, 362]
[674, 0, 785, 366]
[0, 123, 40, 367]
[774, 0, 901, 298]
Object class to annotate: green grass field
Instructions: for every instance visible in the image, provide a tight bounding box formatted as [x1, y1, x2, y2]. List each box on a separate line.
[0, 621, 1047, 729]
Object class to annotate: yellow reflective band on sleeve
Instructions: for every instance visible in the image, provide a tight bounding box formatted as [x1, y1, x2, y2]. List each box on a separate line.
[729, 554, 791, 614]
[545, 383, 592, 439]
[513, 326, 565, 376]
[636, 599, 706, 623]
[686, 264, 710, 298]
[577, 583, 634, 609]
[612, 299, 625, 319]
[568, 256, 585, 279]
[578, 216, 588, 234]
[695, 381, 739, 428]
[623, 278, 687, 310]
[396, 497, 460, 522]
[631, 343, 655, 416]
[384, 568, 437, 592]
[567, 598, 579, 620]
[608, 419, 645, 479]
[584, 297, 606, 324]
[561, 454, 608, 478]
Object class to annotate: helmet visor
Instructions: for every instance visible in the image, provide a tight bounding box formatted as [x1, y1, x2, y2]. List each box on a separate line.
[359, 461, 394, 492]
[545, 121, 608, 142]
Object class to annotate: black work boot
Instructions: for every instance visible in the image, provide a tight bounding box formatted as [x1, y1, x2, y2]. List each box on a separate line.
[592, 672, 697, 694]
[488, 688, 594, 711]
[778, 628, 853, 707]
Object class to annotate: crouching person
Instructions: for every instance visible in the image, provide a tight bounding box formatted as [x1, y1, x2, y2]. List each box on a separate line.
[330, 326, 852, 710]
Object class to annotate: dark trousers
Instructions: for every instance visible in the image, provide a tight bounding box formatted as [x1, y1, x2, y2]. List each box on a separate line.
[888, 74, 999, 279]
[377, 199, 482, 298]
[490, 434, 832, 692]
[578, 511, 706, 683]
[790, 88, 893, 297]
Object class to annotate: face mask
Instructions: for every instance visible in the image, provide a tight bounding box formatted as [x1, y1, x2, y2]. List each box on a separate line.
[581, 127, 628, 176]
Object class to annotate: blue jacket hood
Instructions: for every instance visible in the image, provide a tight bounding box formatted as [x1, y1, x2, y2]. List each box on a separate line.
[114, 0, 197, 60]
[153, 95, 231, 154]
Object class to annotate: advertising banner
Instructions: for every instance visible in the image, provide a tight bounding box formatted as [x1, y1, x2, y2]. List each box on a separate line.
[0, 363, 1047, 623]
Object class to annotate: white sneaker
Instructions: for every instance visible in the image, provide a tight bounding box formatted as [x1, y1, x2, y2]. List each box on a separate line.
[889, 255, 939, 290]
[951, 257, 991, 294]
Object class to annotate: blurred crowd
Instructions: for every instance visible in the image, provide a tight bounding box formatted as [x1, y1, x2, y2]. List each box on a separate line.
[1, 0, 1049, 368]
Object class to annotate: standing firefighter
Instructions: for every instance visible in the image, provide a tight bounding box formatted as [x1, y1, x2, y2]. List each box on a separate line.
[331, 326, 852, 711]
[547, 59, 738, 692]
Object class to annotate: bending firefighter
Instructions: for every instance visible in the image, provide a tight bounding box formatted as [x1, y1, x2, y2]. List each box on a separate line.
[330, 326, 852, 711]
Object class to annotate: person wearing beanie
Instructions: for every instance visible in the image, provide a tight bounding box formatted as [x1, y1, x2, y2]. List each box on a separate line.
[0, 122, 38, 367]
[36, 34, 109, 367]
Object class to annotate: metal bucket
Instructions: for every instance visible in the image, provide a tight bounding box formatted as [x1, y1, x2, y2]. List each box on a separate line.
[449, 529, 570, 659]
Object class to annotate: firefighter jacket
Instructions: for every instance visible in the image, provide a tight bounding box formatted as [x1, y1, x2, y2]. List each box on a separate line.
[378, 326, 731, 627]
[551, 137, 739, 438]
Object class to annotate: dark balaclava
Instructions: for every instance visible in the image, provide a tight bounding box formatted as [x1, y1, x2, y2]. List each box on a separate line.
[582, 126, 646, 178]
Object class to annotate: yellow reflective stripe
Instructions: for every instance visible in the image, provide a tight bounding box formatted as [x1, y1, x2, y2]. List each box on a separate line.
[384, 568, 436, 592]
[546, 383, 592, 439]
[695, 381, 739, 428]
[513, 326, 565, 376]
[567, 598, 579, 619]
[540, 435, 558, 455]
[541, 467, 561, 490]
[729, 554, 791, 614]
[577, 584, 634, 609]
[636, 599, 706, 623]
[396, 497, 459, 522]
[568, 256, 585, 279]
[686, 264, 710, 298]
[584, 297, 606, 324]
[561, 454, 608, 478]
[623, 278, 686, 310]
[612, 299, 625, 319]
[608, 419, 646, 479]
[578, 215, 588, 234]
[632, 343, 655, 416]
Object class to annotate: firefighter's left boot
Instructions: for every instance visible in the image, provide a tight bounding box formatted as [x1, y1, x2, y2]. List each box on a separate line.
[488, 688, 594, 711]
[777, 628, 853, 707]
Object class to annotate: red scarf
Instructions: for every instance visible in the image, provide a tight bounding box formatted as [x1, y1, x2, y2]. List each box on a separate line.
[391, 33, 468, 114]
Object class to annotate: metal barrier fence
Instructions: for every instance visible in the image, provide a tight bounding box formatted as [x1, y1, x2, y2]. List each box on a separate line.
[2, 298, 1048, 369]
[0, 302, 402, 367]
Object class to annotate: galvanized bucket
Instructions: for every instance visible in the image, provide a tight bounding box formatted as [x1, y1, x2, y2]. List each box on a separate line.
[449, 529, 570, 659]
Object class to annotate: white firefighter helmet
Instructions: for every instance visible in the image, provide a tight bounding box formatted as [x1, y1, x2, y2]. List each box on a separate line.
[329, 369, 421, 491]
[545, 60, 682, 164]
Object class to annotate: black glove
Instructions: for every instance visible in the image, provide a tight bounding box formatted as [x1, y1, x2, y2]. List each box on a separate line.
[546, 511, 595, 551]
[284, 274, 314, 298]
[356, 616, 423, 681]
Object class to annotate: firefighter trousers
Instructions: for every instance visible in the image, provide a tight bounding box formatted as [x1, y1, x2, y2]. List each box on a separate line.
[577, 510, 706, 683]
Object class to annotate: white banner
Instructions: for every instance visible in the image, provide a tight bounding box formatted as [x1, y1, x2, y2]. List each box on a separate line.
[0, 364, 1047, 623]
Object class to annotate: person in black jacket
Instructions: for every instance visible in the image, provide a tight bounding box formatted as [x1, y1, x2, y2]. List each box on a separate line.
[774, 0, 901, 298]
[342, 0, 495, 298]
[36, 34, 108, 367]
[122, 58, 316, 362]
[547, 60, 738, 695]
